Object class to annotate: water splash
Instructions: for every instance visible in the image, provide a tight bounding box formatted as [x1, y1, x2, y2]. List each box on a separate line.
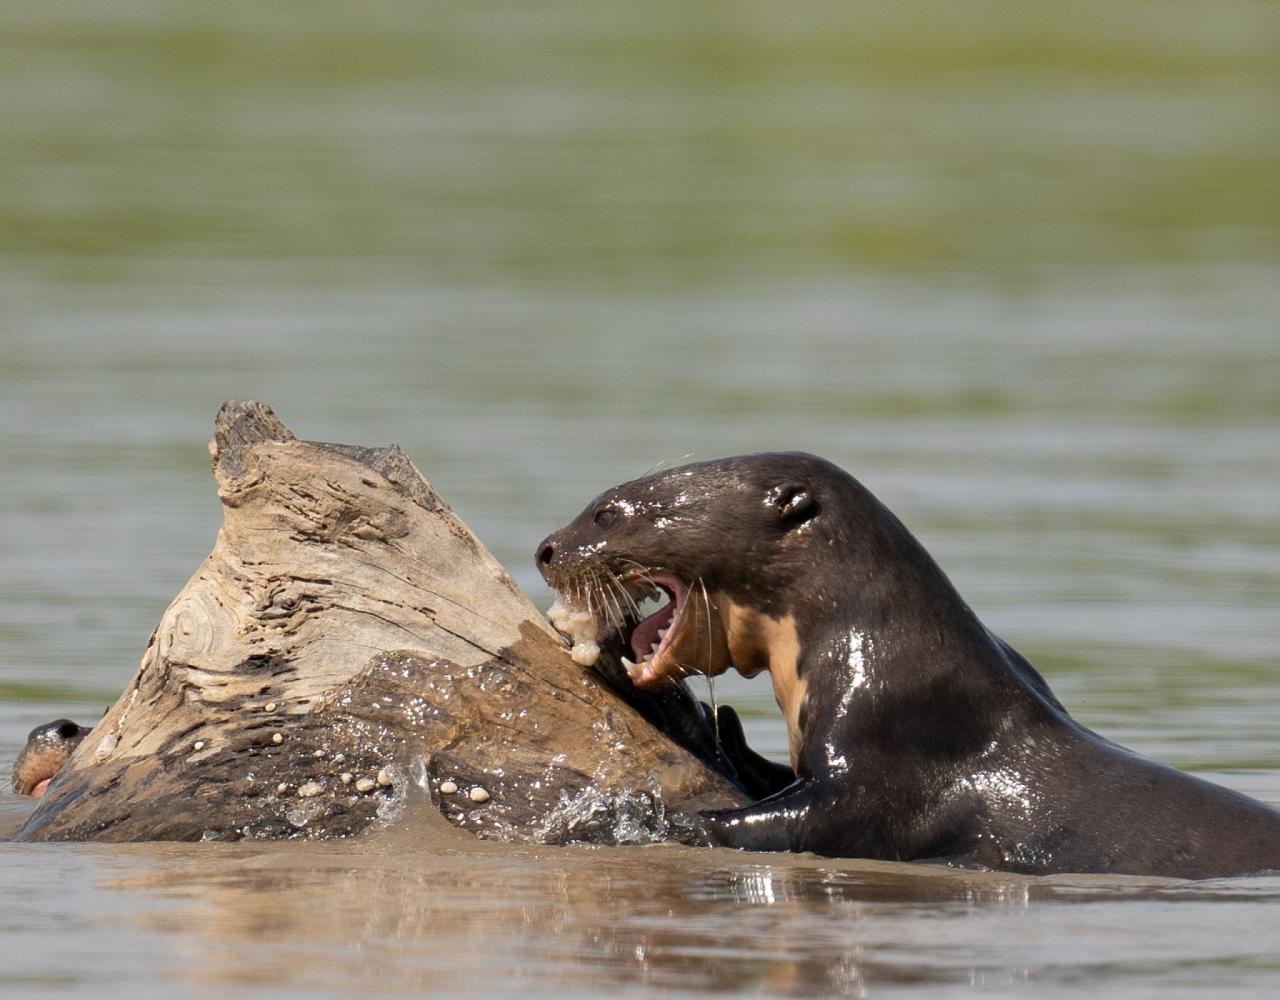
[533, 780, 670, 846]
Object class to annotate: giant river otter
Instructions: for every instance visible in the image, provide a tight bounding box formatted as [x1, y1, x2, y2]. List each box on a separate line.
[536, 452, 1280, 878]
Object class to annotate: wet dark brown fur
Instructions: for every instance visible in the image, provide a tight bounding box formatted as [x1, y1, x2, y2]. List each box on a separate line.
[538, 452, 1280, 878]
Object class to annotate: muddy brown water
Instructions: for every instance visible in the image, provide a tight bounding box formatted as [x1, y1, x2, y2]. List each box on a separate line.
[4, 799, 1280, 999]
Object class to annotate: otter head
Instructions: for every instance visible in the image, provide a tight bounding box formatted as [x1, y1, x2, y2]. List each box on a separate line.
[11, 718, 91, 798]
[536, 453, 834, 691]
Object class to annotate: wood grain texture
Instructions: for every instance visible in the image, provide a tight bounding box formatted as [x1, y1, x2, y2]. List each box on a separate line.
[15, 401, 746, 842]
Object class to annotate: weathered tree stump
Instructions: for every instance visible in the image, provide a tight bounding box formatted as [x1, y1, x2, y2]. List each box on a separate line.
[15, 402, 747, 842]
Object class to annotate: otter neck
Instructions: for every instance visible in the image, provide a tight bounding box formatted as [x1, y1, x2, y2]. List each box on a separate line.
[791, 526, 1056, 775]
[720, 600, 808, 770]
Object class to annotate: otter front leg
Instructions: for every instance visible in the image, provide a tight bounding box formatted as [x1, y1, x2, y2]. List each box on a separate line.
[672, 779, 833, 853]
[676, 782, 986, 862]
[708, 704, 796, 800]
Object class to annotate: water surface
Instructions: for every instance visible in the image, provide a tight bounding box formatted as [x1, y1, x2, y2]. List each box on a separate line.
[2, 1, 1278, 996]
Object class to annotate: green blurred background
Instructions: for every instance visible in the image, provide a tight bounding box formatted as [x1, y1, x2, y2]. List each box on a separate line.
[4, 2, 1278, 285]
[2, 0, 1278, 773]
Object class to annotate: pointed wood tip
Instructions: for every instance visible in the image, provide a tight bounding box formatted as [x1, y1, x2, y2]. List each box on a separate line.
[210, 400, 295, 476]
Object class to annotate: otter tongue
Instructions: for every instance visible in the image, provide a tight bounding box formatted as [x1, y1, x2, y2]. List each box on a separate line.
[630, 599, 675, 660]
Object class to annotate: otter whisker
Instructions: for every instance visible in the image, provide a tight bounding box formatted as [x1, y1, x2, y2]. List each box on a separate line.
[582, 569, 606, 626]
[699, 577, 721, 753]
[588, 573, 612, 630]
[600, 579, 626, 633]
[606, 573, 642, 620]
[640, 454, 695, 478]
[616, 559, 664, 600]
[591, 567, 627, 634]
[599, 568, 624, 624]
[576, 576, 597, 622]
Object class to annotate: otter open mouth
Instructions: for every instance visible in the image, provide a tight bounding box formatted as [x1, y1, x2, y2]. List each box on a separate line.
[617, 572, 690, 684]
[547, 569, 731, 689]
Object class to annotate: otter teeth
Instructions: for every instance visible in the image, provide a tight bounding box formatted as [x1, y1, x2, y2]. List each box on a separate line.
[620, 657, 645, 679]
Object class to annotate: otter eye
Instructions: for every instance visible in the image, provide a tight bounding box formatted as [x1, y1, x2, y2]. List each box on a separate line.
[593, 506, 620, 528]
[770, 484, 818, 526]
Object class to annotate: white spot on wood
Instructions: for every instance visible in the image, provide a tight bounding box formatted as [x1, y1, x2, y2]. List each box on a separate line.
[94, 731, 119, 762]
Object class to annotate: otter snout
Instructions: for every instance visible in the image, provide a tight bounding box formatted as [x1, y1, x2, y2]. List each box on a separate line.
[535, 526, 585, 586]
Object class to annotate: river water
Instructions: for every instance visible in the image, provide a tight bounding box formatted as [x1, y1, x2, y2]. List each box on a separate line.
[2, 1, 1279, 996]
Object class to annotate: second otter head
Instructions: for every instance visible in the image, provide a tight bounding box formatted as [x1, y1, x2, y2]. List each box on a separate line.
[536, 452, 838, 688]
[11, 718, 91, 798]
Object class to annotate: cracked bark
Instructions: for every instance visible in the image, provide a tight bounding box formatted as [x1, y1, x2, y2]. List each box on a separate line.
[14, 401, 746, 843]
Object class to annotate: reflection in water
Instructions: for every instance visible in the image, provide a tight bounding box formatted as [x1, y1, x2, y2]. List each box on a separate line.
[102, 844, 1018, 997]
[64, 825, 1276, 999]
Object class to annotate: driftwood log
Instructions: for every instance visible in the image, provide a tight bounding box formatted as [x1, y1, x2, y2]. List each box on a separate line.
[15, 401, 747, 842]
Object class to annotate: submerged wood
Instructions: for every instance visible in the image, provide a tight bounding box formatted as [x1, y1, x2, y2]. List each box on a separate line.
[15, 401, 746, 842]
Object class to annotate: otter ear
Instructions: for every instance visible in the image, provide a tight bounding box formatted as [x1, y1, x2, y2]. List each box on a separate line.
[770, 484, 818, 527]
